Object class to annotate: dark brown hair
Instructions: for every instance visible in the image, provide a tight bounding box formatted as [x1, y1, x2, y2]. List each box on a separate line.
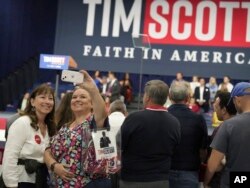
[55, 91, 73, 130]
[20, 84, 56, 137]
[215, 90, 237, 115]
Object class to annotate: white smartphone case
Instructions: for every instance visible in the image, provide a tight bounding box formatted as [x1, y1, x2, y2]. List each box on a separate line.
[61, 70, 84, 84]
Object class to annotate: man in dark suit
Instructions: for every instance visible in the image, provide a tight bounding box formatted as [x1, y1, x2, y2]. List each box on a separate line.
[100, 131, 111, 148]
[106, 72, 121, 103]
[194, 78, 210, 113]
[100, 75, 108, 95]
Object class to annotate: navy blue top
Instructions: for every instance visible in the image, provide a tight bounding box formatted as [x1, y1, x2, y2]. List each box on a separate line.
[121, 108, 181, 182]
[168, 104, 208, 171]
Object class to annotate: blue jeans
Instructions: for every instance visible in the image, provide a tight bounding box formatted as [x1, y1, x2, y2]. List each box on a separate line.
[169, 170, 199, 188]
[85, 178, 112, 188]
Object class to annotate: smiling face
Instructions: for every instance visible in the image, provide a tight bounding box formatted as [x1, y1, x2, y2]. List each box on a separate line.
[31, 92, 54, 115]
[27, 84, 55, 118]
[71, 88, 92, 114]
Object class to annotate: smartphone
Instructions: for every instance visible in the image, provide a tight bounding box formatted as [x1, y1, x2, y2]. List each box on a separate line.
[61, 70, 84, 84]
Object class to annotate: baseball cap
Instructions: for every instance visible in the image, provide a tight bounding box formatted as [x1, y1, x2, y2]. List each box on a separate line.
[227, 82, 250, 106]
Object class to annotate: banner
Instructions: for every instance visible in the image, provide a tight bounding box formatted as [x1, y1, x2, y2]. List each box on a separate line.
[54, 0, 250, 79]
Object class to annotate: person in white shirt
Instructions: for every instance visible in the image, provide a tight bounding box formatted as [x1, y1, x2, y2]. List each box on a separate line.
[101, 76, 108, 94]
[108, 99, 127, 136]
[2, 84, 56, 188]
[218, 76, 233, 92]
[190, 75, 200, 97]
[108, 99, 127, 188]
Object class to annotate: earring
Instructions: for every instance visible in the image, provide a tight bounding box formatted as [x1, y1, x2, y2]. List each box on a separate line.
[32, 106, 36, 111]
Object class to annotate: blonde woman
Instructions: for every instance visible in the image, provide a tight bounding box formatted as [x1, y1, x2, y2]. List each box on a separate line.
[44, 70, 110, 188]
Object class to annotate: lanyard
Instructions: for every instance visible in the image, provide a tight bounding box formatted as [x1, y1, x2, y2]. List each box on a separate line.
[145, 105, 167, 112]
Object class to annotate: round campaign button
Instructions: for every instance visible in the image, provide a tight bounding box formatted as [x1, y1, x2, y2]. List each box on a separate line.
[34, 135, 41, 144]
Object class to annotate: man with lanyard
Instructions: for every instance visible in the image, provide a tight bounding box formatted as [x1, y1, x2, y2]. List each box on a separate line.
[120, 80, 181, 188]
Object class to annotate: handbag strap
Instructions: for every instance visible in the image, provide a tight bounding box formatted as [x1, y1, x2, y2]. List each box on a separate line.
[17, 159, 25, 165]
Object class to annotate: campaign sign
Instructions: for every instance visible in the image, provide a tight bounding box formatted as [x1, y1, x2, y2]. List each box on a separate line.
[92, 129, 117, 160]
[39, 54, 69, 70]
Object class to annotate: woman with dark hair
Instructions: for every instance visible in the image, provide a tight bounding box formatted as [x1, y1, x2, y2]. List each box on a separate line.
[2, 83, 56, 188]
[218, 76, 233, 92]
[120, 73, 133, 105]
[55, 91, 73, 131]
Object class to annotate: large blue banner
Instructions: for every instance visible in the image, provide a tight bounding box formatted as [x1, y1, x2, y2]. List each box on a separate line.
[54, 0, 250, 79]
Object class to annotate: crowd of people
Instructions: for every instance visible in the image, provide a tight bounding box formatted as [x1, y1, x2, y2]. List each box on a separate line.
[91, 71, 236, 119]
[93, 71, 133, 109]
[1, 69, 250, 188]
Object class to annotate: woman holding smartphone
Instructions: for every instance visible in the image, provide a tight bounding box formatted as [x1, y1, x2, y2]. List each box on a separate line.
[44, 70, 111, 188]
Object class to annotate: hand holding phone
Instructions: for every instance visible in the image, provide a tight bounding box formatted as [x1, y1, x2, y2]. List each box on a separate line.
[61, 70, 84, 84]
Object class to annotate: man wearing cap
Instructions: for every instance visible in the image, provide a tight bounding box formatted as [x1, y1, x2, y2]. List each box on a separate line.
[204, 82, 250, 188]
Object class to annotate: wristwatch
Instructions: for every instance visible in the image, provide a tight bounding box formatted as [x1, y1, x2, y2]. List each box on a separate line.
[50, 161, 58, 172]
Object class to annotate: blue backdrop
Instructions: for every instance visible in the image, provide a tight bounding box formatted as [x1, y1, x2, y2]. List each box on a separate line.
[0, 0, 249, 96]
[0, 0, 58, 81]
[54, 0, 250, 80]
